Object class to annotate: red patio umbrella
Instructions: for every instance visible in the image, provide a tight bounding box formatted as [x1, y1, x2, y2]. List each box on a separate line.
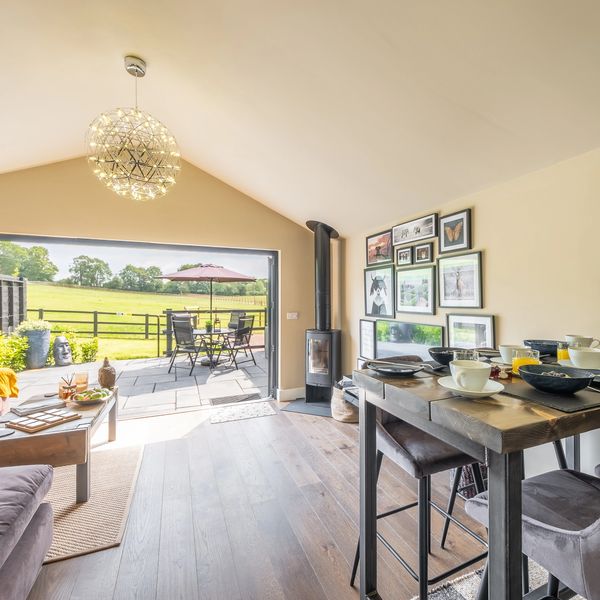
[158, 264, 256, 320]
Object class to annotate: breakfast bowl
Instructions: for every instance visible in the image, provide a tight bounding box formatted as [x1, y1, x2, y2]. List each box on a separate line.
[523, 339, 561, 357]
[428, 347, 462, 366]
[519, 364, 595, 395]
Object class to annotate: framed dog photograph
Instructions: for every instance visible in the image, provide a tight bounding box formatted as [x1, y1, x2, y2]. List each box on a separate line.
[414, 242, 433, 264]
[392, 213, 437, 246]
[437, 251, 482, 308]
[396, 246, 413, 266]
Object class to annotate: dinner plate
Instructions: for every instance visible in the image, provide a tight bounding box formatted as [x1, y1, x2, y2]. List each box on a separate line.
[364, 359, 424, 376]
[438, 376, 504, 398]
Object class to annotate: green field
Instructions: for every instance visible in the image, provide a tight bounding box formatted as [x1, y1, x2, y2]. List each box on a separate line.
[27, 283, 266, 360]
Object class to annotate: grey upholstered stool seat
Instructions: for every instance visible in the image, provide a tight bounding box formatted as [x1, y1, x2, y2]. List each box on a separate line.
[376, 419, 477, 478]
[596, 463, 600, 477]
[466, 469, 600, 600]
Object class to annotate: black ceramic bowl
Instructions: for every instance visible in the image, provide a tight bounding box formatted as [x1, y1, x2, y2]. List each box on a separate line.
[523, 339, 561, 357]
[519, 364, 595, 395]
[428, 347, 462, 366]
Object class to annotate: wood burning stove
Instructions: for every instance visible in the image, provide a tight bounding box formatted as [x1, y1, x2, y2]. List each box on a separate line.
[305, 221, 341, 403]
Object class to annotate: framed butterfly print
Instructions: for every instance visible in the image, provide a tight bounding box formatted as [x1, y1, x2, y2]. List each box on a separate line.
[439, 209, 472, 254]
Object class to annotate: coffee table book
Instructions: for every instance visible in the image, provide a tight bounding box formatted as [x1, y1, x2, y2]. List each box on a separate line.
[6, 409, 81, 433]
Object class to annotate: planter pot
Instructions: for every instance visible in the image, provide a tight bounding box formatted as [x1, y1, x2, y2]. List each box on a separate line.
[22, 330, 51, 370]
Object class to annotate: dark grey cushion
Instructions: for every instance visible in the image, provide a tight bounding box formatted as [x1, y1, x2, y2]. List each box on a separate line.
[0, 502, 53, 600]
[377, 419, 477, 478]
[466, 469, 600, 600]
[0, 465, 53, 569]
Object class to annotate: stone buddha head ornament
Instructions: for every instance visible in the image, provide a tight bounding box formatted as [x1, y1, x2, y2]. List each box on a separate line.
[53, 336, 73, 366]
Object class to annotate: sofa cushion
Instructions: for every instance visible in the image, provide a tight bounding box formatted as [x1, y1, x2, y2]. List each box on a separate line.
[0, 465, 53, 569]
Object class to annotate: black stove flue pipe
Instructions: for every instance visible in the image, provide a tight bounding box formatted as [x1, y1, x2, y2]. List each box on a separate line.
[306, 220, 339, 332]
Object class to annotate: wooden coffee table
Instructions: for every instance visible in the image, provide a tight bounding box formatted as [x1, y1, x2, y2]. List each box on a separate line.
[0, 388, 118, 503]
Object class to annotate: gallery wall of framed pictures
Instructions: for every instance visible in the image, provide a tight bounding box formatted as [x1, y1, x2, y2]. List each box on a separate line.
[361, 208, 498, 354]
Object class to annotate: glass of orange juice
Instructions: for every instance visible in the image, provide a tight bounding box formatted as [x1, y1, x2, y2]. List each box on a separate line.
[512, 348, 540, 375]
[557, 342, 570, 361]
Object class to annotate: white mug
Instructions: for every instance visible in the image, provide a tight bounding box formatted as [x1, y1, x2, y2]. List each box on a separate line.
[498, 344, 526, 364]
[568, 346, 600, 370]
[565, 335, 600, 348]
[450, 360, 491, 391]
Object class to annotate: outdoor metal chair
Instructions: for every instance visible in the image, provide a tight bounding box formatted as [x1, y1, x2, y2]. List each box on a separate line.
[168, 314, 207, 376]
[227, 310, 246, 330]
[223, 315, 256, 369]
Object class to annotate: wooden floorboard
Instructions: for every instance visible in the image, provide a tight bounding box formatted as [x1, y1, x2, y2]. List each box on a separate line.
[29, 404, 488, 600]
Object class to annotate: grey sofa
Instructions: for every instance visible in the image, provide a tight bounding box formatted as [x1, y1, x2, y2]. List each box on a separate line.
[0, 465, 53, 600]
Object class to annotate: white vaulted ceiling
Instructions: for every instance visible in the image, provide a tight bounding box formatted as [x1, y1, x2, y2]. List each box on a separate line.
[2, 1, 600, 234]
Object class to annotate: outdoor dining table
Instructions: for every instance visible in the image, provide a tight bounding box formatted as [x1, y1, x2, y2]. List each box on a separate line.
[353, 368, 600, 600]
[193, 327, 235, 366]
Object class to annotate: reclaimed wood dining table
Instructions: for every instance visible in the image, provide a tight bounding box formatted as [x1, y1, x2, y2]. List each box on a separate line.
[353, 368, 600, 600]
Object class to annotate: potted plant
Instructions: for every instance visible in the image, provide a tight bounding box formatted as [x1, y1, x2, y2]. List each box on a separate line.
[205, 320, 213, 333]
[15, 320, 52, 369]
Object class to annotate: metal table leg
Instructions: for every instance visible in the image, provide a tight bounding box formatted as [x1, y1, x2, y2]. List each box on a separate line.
[359, 389, 381, 600]
[565, 435, 581, 471]
[487, 450, 523, 600]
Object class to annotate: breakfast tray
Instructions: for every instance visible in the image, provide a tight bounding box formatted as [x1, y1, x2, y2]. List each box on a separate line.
[6, 409, 81, 433]
[501, 381, 600, 413]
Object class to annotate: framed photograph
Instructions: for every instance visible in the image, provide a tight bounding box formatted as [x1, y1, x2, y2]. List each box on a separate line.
[359, 319, 376, 360]
[395, 246, 413, 266]
[392, 213, 437, 246]
[437, 251, 482, 308]
[447, 314, 495, 349]
[366, 229, 393, 265]
[375, 319, 443, 361]
[364, 266, 394, 318]
[396, 266, 435, 315]
[439, 208, 472, 254]
[414, 242, 433, 264]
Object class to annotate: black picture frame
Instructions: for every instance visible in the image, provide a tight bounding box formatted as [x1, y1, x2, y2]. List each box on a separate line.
[395, 265, 436, 315]
[437, 250, 483, 308]
[364, 265, 395, 318]
[414, 242, 433, 264]
[374, 319, 444, 361]
[392, 213, 438, 246]
[359, 319, 376, 360]
[366, 229, 393, 266]
[446, 313, 495, 349]
[439, 208, 472, 254]
[395, 246, 413, 266]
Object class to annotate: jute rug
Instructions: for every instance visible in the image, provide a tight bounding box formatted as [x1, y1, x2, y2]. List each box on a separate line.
[413, 562, 583, 600]
[44, 445, 143, 563]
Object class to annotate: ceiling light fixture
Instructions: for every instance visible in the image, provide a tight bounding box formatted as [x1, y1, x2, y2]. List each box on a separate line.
[86, 55, 181, 201]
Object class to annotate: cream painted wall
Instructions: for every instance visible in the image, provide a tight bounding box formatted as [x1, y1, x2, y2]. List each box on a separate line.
[342, 147, 600, 473]
[0, 158, 314, 394]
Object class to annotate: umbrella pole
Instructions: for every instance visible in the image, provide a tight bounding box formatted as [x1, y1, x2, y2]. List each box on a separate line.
[210, 279, 213, 323]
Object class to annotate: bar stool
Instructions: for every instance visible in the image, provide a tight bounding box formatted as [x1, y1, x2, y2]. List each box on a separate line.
[350, 411, 487, 599]
[466, 469, 600, 600]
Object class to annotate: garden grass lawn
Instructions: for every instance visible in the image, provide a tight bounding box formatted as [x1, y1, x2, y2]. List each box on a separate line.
[27, 283, 266, 360]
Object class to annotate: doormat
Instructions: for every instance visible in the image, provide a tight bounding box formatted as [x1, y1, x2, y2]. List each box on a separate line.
[45, 445, 142, 563]
[210, 400, 276, 423]
[411, 562, 582, 600]
[280, 399, 332, 417]
[210, 393, 262, 406]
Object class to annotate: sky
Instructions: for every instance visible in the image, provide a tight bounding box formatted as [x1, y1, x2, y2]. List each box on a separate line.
[16, 240, 269, 280]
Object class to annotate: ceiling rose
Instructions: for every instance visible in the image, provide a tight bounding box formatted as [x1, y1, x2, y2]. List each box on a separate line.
[86, 56, 181, 202]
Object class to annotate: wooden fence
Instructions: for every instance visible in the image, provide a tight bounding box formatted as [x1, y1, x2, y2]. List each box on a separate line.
[0, 275, 27, 334]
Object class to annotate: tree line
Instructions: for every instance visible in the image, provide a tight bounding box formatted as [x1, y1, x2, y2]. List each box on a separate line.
[0, 242, 266, 296]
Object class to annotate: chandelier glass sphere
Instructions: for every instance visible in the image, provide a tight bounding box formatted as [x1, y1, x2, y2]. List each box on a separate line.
[86, 56, 180, 201]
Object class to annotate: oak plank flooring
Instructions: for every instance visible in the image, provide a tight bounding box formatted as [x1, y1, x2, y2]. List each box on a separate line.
[29, 403, 487, 600]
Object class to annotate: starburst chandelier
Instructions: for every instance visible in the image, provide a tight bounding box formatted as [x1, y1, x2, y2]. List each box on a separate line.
[86, 56, 181, 201]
